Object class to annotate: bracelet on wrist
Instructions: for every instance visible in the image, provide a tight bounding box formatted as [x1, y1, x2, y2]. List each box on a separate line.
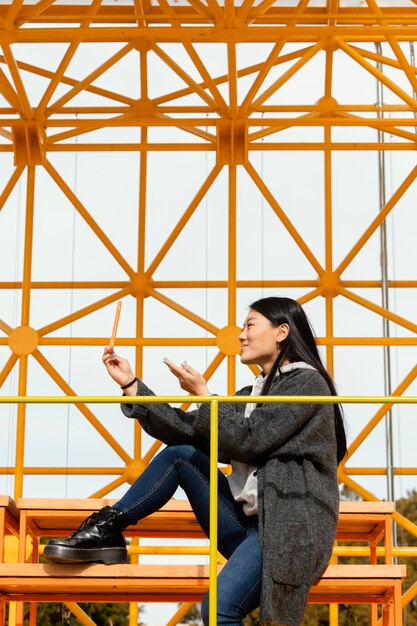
[120, 377, 137, 390]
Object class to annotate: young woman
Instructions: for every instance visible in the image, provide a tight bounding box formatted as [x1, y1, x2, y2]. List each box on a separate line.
[45, 296, 346, 626]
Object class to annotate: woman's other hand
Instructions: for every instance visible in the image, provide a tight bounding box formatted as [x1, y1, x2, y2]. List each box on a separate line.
[163, 358, 209, 396]
[102, 347, 137, 395]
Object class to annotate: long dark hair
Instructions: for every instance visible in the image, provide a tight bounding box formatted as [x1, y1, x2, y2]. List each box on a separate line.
[250, 296, 347, 464]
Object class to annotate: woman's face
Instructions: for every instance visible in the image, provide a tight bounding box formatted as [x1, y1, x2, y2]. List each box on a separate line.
[239, 309, 289, 374]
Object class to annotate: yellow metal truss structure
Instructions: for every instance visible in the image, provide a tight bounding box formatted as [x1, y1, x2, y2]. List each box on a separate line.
[1, 0, 417, 624]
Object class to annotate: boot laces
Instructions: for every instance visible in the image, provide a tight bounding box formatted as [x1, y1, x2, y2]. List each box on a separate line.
[70, 509, 114, 538]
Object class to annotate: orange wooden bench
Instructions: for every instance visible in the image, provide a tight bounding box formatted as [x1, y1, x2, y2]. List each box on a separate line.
[338, 501, 394, 563]
[0, 563, 406, 624]
[16, 498, 395, 563]
[0, 497, 19, 563]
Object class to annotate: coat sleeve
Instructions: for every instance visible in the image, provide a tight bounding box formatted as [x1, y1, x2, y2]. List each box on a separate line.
[193, 370, 333, 464]
[120, 378, 204, 447]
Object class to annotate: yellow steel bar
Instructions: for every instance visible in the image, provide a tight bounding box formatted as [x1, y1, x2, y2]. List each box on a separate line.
[338, 285, 417, 335]
[0, 354, 19, 388]
[146, 164, 222, 276]
[400, 579, 417, 611]
[338, 471, 379, 501]
[237, 0, 256, 24]
[0, 66, 23, 116]
[89, 474, 128, 499]
[150, 42, 219, 109]
[324, 122, 334, 376]
[48, 43, 135, 114]
[245, 161, 324, 274]
[152, 45, 314, 107]
[345, 467, 417, 475]
[37, 0, 104, 115]
[14, 356, 27, 496]
[33, 349, 133, 464]
[336, 38, 417, 110]
[365, 0, 417, 98]
[0, 166, 25, 212]
[336, 162, 417, 276]
[148, 288, 219, 336]
[1, 44, 32, 119]
[21, 165, 35, 329]
[228, 165, 237, 394]
[34, 141, 417, 152]
[5, 0, 24, 25]
[209, 399, 218, 626]
[3, 395, 417, 405]
[239, 0, 311, 113]
[44, 160, 135, 276]
[16, 0, 58, 26]
[182, 42, 228, 113]
[0, 55, 136, 108]
[348, 43, 417, 73]
[7, 279, 417, 289]
[38, 338, 218, 347]
[135, 106, 148, 458]
[348, 363, 417, 457]
[0, 318, 12, 333]
[251, 40, 324, 109]
[228, 165, 237, 327]
[12, 25, 417, 44]
[0, 467, 123, 475]
[64, 603, 96, 626]
[38, 288, 131, 337]
[248, 111, 320, 142]
[224, 0, 235, 28]
[297, 288, 323, 306]
[227, 43, 238, 113]
[141, 439, 164, 467]
[166, 603, 195, 626]
[335, 110, 417, 144]
[392, 510, 417, 541]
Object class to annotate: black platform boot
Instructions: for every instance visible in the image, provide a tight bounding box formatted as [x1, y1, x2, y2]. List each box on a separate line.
[43, 506, 130, 564]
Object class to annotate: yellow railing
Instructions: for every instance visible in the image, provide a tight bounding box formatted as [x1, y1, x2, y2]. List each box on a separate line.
[1, 394, 417, 626]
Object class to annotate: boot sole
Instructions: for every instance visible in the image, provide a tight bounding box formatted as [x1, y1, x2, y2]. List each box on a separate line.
[43, 545, 127, 565]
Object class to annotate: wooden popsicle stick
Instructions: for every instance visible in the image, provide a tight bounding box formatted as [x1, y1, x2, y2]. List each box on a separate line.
[108, 301, 122, 351]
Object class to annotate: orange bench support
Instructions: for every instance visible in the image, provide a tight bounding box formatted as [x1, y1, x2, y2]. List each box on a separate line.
[0, 563, 406, 625]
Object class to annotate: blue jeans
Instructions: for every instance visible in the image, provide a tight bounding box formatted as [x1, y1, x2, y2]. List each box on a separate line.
[113, 444, 262, 626]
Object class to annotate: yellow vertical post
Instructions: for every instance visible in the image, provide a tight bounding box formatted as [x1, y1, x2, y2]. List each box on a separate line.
[228, 165, 237, 394]
[209, 398, 219, 626]
[14, 165, 35, 500]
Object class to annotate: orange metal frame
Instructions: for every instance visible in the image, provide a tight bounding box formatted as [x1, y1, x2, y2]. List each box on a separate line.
[1, 1, 417, 625]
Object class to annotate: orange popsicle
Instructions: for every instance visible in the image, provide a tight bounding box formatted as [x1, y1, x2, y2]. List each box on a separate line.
[108, 301, 122, 351]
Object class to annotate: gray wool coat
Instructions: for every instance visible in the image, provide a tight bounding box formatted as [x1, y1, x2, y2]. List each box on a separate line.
[121, 367, 340, 626]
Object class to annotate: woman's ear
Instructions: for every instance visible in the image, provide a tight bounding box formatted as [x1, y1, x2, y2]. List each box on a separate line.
[276, 323, 289, 343]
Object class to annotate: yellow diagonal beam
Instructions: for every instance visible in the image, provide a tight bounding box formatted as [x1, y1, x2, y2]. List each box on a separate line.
[245, 161, 324, 274]
[89, 474, 128, 499]
[347, 362, 417, 458]
[148, 287, 219, 335]
[151, 42, 219, 109]
[1, 44, 32, 119]
[240, 0, 310, 112]
[38, 288, 131, 337]
[338, 285, 417, 335]
[47, 43, 135, 114]
[252, 40, 324, 109]
[44, 160, 134, 276]
[37, 0, 104, 114]
[147, 163, 222, 275]
[336, 162, 417, 275]
[33, 349, 132, 464]
[0, 166, 25, 212]
[0, 353, 19, 388]
[336, 38, 417, 110]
